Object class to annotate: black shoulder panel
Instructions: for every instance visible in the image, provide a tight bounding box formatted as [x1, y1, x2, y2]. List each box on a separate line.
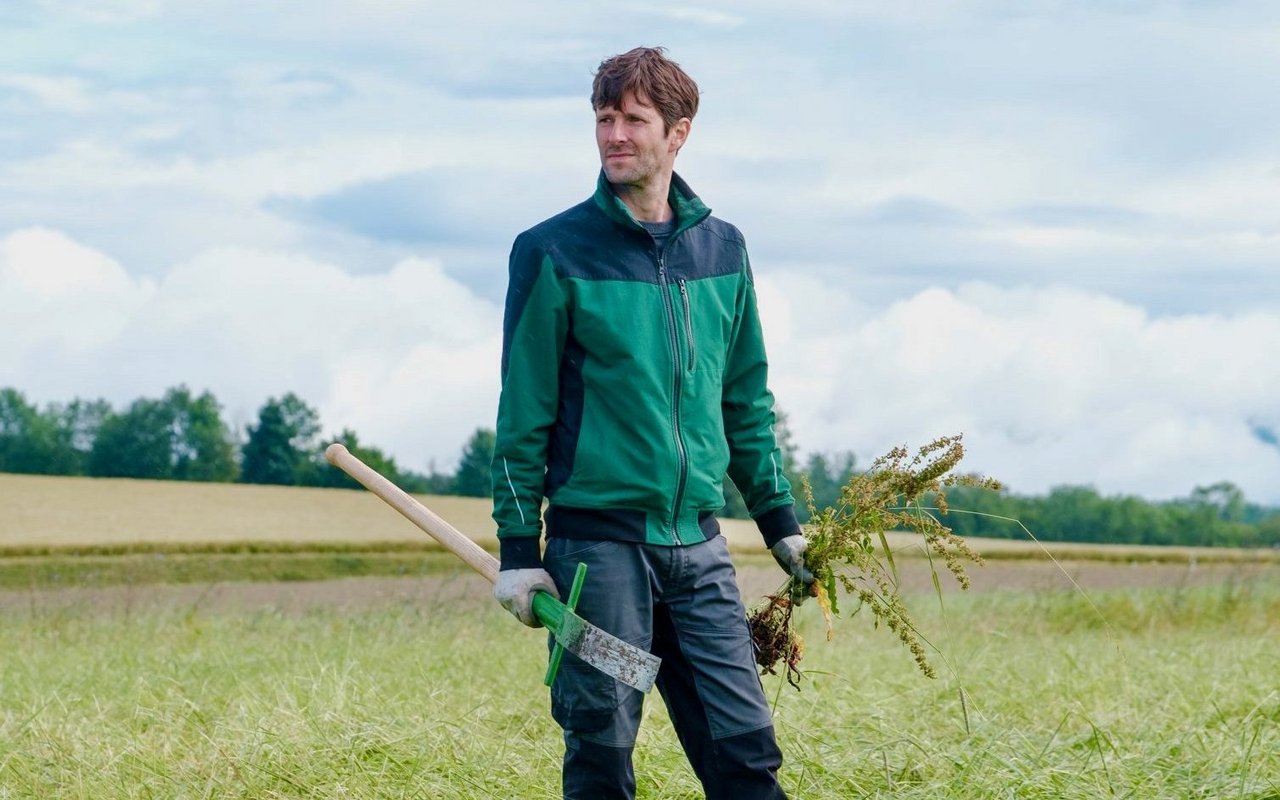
[522, 201, 748, 285]
[528, 200, 658, 283]
[664, 215, 746, 283]
[500, 231, 546, 378]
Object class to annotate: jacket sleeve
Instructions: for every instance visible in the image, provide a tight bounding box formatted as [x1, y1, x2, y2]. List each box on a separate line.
[491, 232, 568, 570]
[721, 249, 801, 547]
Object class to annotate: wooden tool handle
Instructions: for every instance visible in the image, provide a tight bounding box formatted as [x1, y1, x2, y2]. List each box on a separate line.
[325, 443, 500, 583]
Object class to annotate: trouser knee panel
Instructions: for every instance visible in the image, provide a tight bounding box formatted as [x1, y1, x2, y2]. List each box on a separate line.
[705, 726, 787, 800]
[562, 736, 635, 800]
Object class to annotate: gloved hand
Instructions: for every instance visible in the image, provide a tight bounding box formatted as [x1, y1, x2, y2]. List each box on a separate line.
[493, 568, 560, 628]
[770, 534, 816, 605]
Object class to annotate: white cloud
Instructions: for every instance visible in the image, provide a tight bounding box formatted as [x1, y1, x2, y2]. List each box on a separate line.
[0, 228, 157, 368]
[0, 73, 156, 116]
[33, 0, 166, 23]
[633, 5, 746, 28]
[3, 227, 1277, 502]
[0, 229, 501, 471]
[5, 1, 1280, 500]
[8, 1, 1280, 317]
[0, 74, 93, 113]
[759, 277, 1280, 503]
[117, 246, 504, 469]
[1, 86, 585, 203]
[1134, 156, 1280, 232]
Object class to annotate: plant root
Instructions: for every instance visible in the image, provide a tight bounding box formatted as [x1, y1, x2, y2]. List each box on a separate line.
[749, 593, 805, 688]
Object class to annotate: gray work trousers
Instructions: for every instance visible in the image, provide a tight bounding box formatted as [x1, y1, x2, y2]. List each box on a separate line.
[544, 535, 787, 800]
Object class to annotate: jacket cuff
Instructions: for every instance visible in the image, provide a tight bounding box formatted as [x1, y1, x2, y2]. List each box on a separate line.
[754, 505, 801, 548]
[499, 536, 543, 570]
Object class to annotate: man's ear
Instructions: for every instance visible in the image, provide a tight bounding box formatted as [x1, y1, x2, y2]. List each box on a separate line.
[669, 117, 691, 154]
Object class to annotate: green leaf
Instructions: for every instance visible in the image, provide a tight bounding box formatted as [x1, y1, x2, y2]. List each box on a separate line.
[923, 540, 946, 613]
[931, 568, 944, 611]
[878, 530, 899, 588]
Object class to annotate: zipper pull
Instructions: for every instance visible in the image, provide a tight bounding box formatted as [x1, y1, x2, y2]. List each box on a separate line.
[678, 279, 687, 297]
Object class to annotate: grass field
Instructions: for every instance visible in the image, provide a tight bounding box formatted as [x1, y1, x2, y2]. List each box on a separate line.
[2, 573, 1278, 798]
[2, 473, 1279, 797]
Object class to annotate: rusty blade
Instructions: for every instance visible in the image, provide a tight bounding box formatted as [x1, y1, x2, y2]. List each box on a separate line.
[533, 591, 660, 693]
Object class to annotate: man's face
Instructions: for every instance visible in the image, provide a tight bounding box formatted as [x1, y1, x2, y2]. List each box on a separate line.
[595, 91, 688, 189]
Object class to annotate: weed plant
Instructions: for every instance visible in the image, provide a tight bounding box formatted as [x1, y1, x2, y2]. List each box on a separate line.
[751, 435, 998, 685]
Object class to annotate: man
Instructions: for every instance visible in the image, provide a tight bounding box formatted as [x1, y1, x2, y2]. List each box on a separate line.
[490, 47, 814, 800]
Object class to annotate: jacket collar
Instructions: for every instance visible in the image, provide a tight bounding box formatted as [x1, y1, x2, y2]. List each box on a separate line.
[592, 170, 711, 236]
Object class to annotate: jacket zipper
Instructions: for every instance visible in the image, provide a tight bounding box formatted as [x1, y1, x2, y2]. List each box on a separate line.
[657, 256, 688, 536]
[678, 279, 695, 372]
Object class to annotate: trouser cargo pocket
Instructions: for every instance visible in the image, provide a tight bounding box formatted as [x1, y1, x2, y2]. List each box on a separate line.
[550, 661, 623, 733]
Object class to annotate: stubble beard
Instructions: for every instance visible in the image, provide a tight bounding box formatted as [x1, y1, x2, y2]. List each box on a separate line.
[602, 149, 662, 191]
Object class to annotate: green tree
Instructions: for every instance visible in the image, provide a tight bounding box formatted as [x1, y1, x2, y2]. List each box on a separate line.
[0, 388, 51, 473]
[42, 398, 112, 475]
[89, 398, 171, 478]
[241, 393, 321, 485]
[799, 451, 858, 517]
[304, 428, 405, 490]
[88, 386, 236, 481]
[453, 428, 496, 497]
[1256, 512, 1280, 548]
[417, 460, 457, 495]
[1190, 481, 1247, 523]
[1, 394, 114, 476]
[168, 387, 236, 481]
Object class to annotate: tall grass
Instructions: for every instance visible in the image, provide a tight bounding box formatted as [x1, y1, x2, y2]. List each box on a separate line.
[2, 574, 1278, 798]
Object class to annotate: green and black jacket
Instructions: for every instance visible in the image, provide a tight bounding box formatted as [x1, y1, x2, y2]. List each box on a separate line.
[492, 172, 799, 570]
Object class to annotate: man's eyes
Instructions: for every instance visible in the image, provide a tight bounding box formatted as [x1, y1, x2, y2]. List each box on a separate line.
[596, 115, 648, 125]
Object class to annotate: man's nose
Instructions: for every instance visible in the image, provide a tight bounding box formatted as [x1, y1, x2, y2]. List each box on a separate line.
[605, 121, 627, 142]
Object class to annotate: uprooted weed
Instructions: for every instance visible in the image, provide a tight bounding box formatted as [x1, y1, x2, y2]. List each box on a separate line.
[750, 434, 1000, 687]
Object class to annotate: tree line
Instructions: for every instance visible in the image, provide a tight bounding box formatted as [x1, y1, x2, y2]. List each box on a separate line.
[765, 419, 1279, 548]
[938, 481, 1280, 550]
[0, 385, 483, 495]
[1, 386, 1276, 548]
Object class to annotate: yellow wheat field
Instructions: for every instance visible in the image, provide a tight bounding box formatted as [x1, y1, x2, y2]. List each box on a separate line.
[0, 473, 764, 553]
[1, 472, 1275, 565]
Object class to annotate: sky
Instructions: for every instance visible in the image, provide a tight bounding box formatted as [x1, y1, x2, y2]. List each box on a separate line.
[2, 1, 1277, 504]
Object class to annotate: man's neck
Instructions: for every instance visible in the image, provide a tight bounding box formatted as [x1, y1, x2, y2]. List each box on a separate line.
[613, 175, 674, 223]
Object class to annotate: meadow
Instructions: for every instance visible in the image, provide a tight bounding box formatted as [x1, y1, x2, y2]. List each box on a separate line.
[1, 473, 1279, 798]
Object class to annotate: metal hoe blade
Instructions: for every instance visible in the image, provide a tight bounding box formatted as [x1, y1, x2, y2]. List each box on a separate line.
[534, 592, 660, 693]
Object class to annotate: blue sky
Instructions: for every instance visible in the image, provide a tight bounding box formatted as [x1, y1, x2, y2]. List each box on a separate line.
[2, 1, 1277, 503]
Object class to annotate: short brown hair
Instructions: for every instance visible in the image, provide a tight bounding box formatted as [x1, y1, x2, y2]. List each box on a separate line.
[591, 47, 700, 134]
